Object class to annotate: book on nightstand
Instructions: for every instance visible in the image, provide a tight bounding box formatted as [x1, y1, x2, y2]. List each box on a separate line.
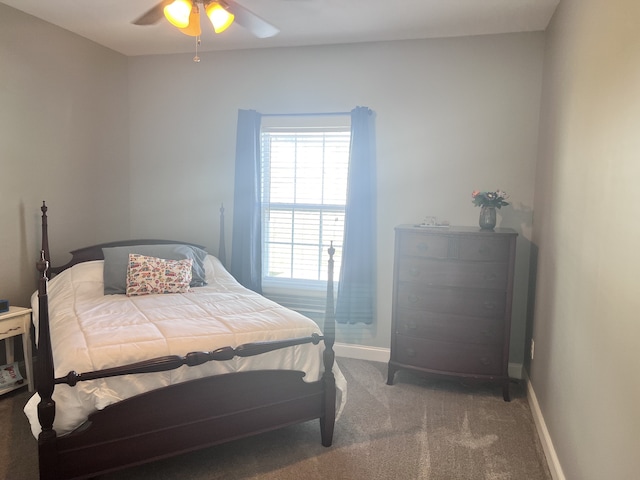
[0, 362, 24, 394]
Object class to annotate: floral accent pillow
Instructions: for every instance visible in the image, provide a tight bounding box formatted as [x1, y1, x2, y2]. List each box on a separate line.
[126, 254, 193, 297]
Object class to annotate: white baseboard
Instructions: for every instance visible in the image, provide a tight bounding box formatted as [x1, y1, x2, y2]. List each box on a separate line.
[525, 372, 566, 480]
[334, 343, 389, 363]
[335, 344, 524, 381]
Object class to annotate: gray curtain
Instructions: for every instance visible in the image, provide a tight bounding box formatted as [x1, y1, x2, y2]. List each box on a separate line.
[335, 106, 376, 324]
[230, 109, 263, 293]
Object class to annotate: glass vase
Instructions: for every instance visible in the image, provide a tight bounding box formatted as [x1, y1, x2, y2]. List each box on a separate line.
[479, 206, 497, 230]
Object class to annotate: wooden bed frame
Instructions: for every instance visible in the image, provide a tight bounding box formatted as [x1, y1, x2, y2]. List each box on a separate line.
[34, 201, 337, 480]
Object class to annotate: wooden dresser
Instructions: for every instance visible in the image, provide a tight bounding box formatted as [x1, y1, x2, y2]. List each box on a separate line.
[387, 225, 517, 400]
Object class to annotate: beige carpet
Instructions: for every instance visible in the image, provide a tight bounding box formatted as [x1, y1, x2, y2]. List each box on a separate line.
[0, 358, 551, 479]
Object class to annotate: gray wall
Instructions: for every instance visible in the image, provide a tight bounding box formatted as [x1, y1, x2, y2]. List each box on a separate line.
[5, 3, 640, 476]
[2, 4, 546, 382]
[531, 0, 640, 478]
[0, 3, 546, 372]
[0, 4, 130, 308]
[128, 33, 545, 364]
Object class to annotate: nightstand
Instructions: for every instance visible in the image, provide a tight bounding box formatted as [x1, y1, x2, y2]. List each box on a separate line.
[0, 306, 34, 394]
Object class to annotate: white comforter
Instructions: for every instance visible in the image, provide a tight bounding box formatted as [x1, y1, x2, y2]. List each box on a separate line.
[24, 255, 346, 437]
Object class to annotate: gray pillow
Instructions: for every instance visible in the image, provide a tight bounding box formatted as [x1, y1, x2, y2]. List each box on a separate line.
[103, 244, 208, 295]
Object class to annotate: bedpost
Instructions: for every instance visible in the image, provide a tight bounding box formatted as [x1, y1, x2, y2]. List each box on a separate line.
[324, 242, 336, 362]
[36, 250, 58, 479]
[218, 203, 227, 267]
[320, 241, 337, 447]
[40, 201, 51, 279]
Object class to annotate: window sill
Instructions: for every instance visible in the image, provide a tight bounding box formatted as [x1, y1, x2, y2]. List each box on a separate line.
[262, 277, 331, 295]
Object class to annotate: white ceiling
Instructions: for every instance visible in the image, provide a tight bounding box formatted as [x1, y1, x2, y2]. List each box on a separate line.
[0, 0, 559, 57]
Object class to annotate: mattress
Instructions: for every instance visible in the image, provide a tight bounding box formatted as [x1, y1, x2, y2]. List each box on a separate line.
[24, 255, 346, 437]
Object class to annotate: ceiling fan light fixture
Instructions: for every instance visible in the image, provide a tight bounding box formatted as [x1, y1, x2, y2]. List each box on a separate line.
[179, 4, 202, 36]
[206, 2, 235, 34]
[164, 0, 193, 29]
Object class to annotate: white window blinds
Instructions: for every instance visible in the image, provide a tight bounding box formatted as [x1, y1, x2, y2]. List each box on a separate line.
[261, 124, 350, 286]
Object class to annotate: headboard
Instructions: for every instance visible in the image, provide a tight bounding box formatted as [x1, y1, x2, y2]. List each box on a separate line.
[40, 201, 226, 278]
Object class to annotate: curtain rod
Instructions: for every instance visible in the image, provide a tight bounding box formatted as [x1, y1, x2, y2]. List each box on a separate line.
[261, 111, 351, 117]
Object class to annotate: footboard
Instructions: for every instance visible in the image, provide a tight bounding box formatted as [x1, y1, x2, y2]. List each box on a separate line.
[53, 370, 328, 479]
[34, 202, 338, 480]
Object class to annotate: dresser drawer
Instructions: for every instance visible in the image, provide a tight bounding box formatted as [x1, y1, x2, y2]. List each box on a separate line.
[397, 284, 506, 318]
[396, 309, 504, 345]
[398, 257, 508, 290]
[458, 236, 511, 262]
[395, 335, 503, 376]
[399, 233, 449, 259]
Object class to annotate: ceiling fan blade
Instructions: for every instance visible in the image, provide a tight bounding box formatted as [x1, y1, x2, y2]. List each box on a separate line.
[226, 1, 280, 38]
[133, 0, 174, 25]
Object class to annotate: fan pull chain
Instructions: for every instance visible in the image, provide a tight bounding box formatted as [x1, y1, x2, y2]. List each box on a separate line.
[193, 35, 201, 63]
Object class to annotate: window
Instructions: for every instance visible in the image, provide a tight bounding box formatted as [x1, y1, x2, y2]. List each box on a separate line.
[260, 117, 350, 295]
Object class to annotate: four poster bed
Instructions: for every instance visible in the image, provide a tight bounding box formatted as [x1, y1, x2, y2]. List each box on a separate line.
[25, 202, 345, 480]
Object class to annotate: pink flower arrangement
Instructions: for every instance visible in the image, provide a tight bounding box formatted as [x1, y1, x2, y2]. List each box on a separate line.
[472, 190, 510, 209]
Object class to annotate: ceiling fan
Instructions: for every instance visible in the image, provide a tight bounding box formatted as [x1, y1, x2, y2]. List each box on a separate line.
[133, 0, 280, 39]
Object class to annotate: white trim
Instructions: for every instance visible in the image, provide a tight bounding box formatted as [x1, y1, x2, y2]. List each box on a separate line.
[335, 344, 524, 379]
[334, 343, 389, 363]
[525, 371, 566, 480]
[335, 344, 525, 381]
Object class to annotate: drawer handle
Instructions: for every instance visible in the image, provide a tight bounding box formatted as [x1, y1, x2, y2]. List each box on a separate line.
[483, 301, 497, 310]
[482, 273, 497, 281]
[416, 242, 429, 252]
[478, 356, 492, 366]
[409, 267, 420, 277]
[405, 323, 418, 330]
[407, 294, 419, 304]
[406, 348, 416, 357]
